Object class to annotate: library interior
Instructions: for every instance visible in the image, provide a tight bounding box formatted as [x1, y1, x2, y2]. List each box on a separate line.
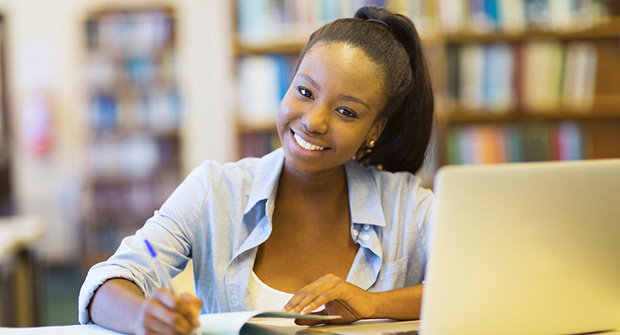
[0, 0, 619, 332]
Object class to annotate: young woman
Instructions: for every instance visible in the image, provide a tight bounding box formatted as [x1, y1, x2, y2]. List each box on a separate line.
[79, 6, 436, 335]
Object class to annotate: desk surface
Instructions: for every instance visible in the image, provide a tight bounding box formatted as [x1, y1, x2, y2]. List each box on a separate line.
[0, 324, 124, 335]
[1, 322, 619, 335]
[0, 320, 420, 335]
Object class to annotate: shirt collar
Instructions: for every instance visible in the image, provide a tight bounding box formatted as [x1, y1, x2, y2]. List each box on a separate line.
[345, 160, 387, 227]
[243, 149, 387, 229]
[244, 148, 284, 215]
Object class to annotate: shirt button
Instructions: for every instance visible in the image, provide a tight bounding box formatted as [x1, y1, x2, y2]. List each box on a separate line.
[363, 224, 370, 230]
[362, 234, 370, 241]
[352, 229, 359, 236]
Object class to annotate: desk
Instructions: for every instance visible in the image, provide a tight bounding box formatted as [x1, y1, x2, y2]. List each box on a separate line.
[1, 322, 619, 335]
[0, 216, 45, 327]
[0, 324, 124, 334]
[0, 320, 419, 335]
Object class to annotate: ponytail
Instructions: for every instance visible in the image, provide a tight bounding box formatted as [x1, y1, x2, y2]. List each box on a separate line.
[354, 6, 434, 174]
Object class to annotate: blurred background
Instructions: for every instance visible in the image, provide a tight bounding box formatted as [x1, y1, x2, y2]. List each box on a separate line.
[0, 0, 618, 327]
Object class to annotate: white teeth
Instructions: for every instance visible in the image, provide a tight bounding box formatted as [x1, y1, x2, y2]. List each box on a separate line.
[293, 132, 325, 151]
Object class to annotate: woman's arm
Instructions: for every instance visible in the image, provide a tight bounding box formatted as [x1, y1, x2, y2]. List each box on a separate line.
[284, 274, 423, 325]
[89, 278, 202, 335]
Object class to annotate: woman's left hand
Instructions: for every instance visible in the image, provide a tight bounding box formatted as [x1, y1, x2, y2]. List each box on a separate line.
[283, 274, 376, 325]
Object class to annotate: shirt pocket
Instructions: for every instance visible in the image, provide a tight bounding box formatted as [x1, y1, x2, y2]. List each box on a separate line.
[372, 256, 408, 292]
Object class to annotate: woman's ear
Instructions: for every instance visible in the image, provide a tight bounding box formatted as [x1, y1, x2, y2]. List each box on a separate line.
[369, 117, 388, 142]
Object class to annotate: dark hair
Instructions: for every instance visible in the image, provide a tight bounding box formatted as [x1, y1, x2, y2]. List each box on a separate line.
[295, 6, 434, 174]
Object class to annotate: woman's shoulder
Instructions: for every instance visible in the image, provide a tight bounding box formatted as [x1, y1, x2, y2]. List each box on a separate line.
[352, 161, 431, 194]
[188, 149, 284, 190]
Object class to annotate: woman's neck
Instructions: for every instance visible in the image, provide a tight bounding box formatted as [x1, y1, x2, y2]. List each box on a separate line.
[279, 162, 348, 203]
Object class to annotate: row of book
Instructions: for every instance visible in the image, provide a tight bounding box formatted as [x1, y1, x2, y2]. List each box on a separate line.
[437, 0, 611, 34]
[236, 54, 297, 126]
[236, 0, 415, 44]
[235, 0, 612, 43]
[89, 173, 179, 220]
[88, 133, 177, 180]
[445, 121, 584, 165]
[446, 40, 598, 114]
[83, 173, 179, 255]
[86, 9, 174, 55]
[86, 52, 177, 90]
[89, 89, 182, 134]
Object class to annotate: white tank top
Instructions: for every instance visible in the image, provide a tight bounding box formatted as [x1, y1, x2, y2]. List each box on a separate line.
[249, 271, 294, 311]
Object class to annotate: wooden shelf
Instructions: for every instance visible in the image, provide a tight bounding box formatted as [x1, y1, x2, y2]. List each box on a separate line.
[443, 18, 620, 44]
[233, 32, 444, 55]
[443, 110, 620, 124]
[233, 35, 306, 55]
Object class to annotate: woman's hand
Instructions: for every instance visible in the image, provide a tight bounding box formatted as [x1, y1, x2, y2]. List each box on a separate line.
[134, 289, 203, 335]
[283, 274, 376, 325]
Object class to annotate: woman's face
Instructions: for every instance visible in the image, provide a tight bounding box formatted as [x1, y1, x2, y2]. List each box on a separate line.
[277, 42, 387, 175]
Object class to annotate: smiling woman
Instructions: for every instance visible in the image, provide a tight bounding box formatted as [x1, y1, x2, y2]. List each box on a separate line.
[79, 6, 437, 335]
[277, 42, 388, 175]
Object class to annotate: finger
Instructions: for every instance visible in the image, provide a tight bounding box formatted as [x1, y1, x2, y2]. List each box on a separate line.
[142, 311, 174, 335]
[285, 275, 340, 313]
[284, 279, 327, 311]
[173, 312, 196, 335]
[152, 288, 179, 309]
[295, 277, 344, 314]
[294, 310, 330, 326]
[144, 297, 194, 334]
[143, 298, 176, 329]
[178, 293, 203, 328]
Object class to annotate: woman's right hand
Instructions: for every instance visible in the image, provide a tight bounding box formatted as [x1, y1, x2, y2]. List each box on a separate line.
[134, 289, 203, 335]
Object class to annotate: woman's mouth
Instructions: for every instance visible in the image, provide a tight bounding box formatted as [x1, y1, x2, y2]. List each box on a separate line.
[292, 131, 327, 151]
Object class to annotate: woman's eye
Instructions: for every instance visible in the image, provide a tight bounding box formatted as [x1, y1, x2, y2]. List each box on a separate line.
[298, 86, 314, 99]
[337, 108, 357, 118]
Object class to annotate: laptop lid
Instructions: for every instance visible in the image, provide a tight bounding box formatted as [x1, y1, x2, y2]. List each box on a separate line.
[420, 159, 620, 335]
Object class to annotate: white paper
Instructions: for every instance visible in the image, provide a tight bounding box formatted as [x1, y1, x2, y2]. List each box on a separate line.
[198, 311, 339, 334]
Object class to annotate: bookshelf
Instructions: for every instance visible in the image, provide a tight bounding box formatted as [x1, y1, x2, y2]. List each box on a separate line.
[233, 0, 620, 169]
[80, 7, 183, 268]
[438, 0, 620, 165]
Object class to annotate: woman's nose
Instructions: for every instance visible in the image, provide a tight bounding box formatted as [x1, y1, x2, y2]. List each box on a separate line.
[301, 107, 329, 134]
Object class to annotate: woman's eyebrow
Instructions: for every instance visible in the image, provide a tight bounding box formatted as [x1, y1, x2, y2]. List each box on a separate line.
[299, 73, 370, 110]
[337, 94, 370, 110]
[299, 73, 321, 90]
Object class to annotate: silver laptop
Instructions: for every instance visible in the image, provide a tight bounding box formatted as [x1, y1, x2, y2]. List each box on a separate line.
[420, 159, 620, 335]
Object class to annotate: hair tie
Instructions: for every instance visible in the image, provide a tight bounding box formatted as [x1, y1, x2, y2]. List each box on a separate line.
[366, 18, 389, 29]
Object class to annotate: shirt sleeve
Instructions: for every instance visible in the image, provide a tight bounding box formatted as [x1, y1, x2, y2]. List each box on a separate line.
[78, 163, 209, 324]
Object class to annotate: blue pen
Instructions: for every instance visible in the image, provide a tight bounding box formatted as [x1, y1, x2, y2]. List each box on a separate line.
[145, 239, 201, 334]
[144, 239, 179, 295]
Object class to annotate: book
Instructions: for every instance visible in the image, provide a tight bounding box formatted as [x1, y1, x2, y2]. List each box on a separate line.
[198, 310, 338, 334]
[459, 44, 486, 111]
[562, 41, 598, 112]
[522, 40, 564, 113]
[484, 43, 514, 113]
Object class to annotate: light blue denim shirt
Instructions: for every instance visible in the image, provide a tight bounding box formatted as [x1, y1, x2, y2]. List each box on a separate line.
[78, 148, 436, 324]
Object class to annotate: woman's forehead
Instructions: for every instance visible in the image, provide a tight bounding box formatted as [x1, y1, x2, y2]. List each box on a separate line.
[298, 42, 386, 111]
[300, 42, 384, 85]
